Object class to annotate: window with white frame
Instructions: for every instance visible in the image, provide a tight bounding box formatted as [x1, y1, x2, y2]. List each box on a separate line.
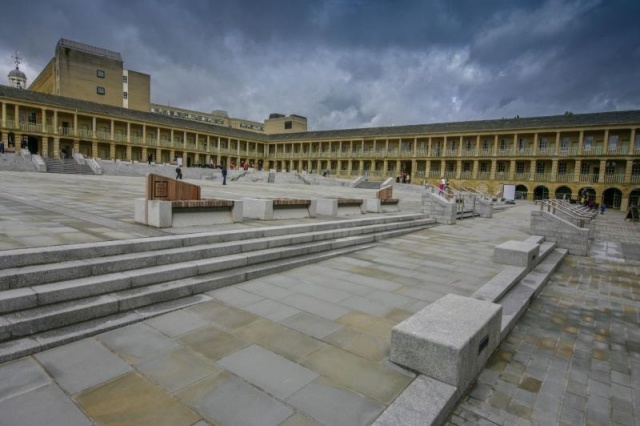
[608, 134, 618, 150]
[584, 136, 593, 151]
[500, 139, 506, 151]
[465, 140, 472, 151]
[516, 162, 525, 173]
[536, 163, 545, 173]
[497, 162, 506, 173]
[519, 138, 526, 152]
[560, 137, 569, 151]
[482, 139, 489, 151]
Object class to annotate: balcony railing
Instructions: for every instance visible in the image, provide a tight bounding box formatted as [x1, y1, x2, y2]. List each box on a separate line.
[514, 173, 531, 181]
[605, 147, 629, 155]
[477, 172, 491, 180]
[603, 174, 625, 184]
[631, 175, 640, 184]
[534, 173, 553, 182]
[558, 147, 579, 156]
[95, 131, 111, 141]
[20, 122, 44, 133]
[59, 126, 75, 136]
[428, 171, 442, 178]
[555, 173, 575, 182]
[78, 129, 93, 138]
[579, 174, 599, 183]
[582, 147, 603, 156]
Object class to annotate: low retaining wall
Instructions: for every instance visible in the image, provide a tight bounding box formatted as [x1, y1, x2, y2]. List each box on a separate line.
[530, 210, 590, 255]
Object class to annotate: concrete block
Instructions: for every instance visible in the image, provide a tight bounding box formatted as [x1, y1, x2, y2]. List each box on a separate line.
[390, 294, 502, 390]
[134, 199, 172, 228]
[493, 240, 540, 269]
[243, 199, 273, 220]
[365, 198, 382, 213]
[316, 199, 338, 216]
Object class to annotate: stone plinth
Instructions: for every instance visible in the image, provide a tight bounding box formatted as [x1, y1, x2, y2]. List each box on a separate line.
[390, 294, 502, 390]
[493, 240, 540, 268]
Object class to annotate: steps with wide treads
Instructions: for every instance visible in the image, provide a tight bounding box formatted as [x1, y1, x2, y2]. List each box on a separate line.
[43, 157, 95, 174]
[0, 213, 437, 363]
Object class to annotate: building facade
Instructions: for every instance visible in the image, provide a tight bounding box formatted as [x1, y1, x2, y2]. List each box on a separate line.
[2, 39, 640, 211]
[29, 39, 151, 112]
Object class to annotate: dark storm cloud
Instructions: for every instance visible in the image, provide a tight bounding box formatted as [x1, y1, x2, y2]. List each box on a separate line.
[1, 0, 638, 130]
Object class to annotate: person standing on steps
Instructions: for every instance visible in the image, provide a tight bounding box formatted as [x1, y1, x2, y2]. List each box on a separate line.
[221, 164, 228, 185]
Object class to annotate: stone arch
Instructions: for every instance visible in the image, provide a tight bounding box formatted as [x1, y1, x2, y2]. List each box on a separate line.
[603, 187, 623, 209]
[555, 186, 572, 200]
[533, 185, 549, 200]
[578, 186, 597, 203]
[515, 184, 528, 200]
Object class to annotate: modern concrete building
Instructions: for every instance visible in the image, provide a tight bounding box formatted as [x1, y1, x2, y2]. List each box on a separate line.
[29, 39, 151, 112]
[2, 40, 640, 211]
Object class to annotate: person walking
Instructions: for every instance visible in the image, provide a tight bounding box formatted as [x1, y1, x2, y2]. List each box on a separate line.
[221, 164, 228, 185]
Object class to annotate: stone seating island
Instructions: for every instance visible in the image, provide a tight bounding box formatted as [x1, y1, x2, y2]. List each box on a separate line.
[134, 173, 242, 227]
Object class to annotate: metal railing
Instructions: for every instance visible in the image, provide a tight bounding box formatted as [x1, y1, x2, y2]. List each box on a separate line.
[539, 199, 597, 228]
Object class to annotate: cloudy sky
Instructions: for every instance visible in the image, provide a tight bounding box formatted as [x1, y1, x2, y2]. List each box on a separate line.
[1, 0, 639, 130]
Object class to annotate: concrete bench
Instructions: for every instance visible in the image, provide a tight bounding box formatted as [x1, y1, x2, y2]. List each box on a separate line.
[316, 198, 365, 216]
[390, 293, 502, 391]
[135, 198, 243, 227]
[243, 198, 316, 220]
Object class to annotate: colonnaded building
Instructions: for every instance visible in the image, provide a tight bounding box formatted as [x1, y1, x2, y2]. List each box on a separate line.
[2, 38, 640, 210]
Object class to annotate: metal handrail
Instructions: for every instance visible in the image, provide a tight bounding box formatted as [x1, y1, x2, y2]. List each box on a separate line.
[539, 199, 597, 228]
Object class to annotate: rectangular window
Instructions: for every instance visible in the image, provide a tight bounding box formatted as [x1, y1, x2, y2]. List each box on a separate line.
[540, 137, 548, 150]
[537, 163, 545, 173]
[465, 140, 472, 151]
[635, 134, 640, 149]
[449, 140, 456, 152]
[123, 75, 128, 83]
[497, 162, 506, 173]
[463, 162, 471, 172]
[519, 138, 525, 152]
[482, 140, 489, 151]
[608, 135, 618, 150]
[500, 139, 506, 151]
[28, 112, 37, 124]
[516, 162, 525, 173]
[558, 162, 567, 174]
[97, 70, 105, 78]
[584, 136, 593, 151]
[123, 92, 128, 99]
[560, 137, 569, 151]
[632, 160, 640, 175]
[284, 121, 292, 129]
[480, 162, 488, 172]
[581, 162, 590, 175]
[97, 87, 105, 95]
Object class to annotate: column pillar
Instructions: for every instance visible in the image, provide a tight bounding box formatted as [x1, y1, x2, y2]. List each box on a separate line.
[578, 131, 584, 155]
[91, 141, 98, 158]
[109, 143, 116, 160]
[1, 102, 6, 127]
[509, 160, 516, 181]
[598, 159, 606, 183]
[530, 160, 537, 182]
[472, 160, 479, 180]
[551, 159, 558, 183]
[574, 160, 581, 183]
[456, 160, 462, 179]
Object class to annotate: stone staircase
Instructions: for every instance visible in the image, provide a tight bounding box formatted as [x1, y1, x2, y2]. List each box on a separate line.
[43, 158, 95, 174]
[0, 213, 436, 363]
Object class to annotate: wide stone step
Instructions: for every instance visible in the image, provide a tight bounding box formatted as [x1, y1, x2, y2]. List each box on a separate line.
[0, 243, 376, 362]
[0, 213, 430, 269]
[0, 217, 435, 289]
